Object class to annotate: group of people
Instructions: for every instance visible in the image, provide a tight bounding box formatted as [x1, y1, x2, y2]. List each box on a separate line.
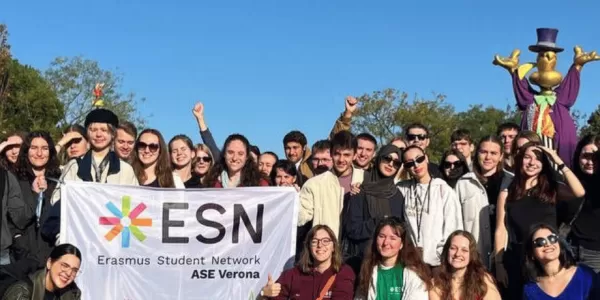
[0, 94, 597, 299]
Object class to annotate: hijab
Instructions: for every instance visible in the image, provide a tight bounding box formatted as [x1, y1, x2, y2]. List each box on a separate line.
[362, 144, 402, 218]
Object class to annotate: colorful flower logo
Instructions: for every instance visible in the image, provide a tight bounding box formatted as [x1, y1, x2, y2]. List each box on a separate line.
[99, 196, 152, 248]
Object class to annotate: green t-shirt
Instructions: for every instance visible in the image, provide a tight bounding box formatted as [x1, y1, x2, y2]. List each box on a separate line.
[376, 264, 404, 300]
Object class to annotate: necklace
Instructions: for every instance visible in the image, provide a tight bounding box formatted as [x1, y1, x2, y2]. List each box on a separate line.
[411, 177, 432, 244]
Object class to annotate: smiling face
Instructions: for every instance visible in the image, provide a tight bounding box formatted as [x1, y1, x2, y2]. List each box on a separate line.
[28, 137, 50, 169]
[47, 254, 80, 290]
[194, 150, 212, 176]
[578, 144, 597, 175]
[284, 142, 303, 164]
[477, 141, 502, 174]
[137, 133, 160, 167]
[531, 228, 560, 264]
[521, 146, 543, 178]
[87, 123, 112, 151]
[170, 139, 195, 168]
[115, 129, 135, 160]
[332, 147, 354, 176]
[447, 235, 470, 270]
[376, 225, 403, 260]
[225, 140, 247, 174]
[378, 152, 400, 177]
[274, 168, 296, 186]
[310, 229, 334, 265]
[355, 138, 376, 168]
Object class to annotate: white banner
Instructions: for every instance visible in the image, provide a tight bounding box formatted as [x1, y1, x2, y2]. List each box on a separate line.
[60, 182, 298, 300]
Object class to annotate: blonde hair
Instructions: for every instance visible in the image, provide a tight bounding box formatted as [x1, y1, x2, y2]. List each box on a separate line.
[194, 144, 215, 168]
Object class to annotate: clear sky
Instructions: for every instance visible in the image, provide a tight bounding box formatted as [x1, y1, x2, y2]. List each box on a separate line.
[3, 0, 600, 157]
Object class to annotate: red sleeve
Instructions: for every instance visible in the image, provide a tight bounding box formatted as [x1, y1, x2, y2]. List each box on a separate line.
[270, 268, 296, 300]
[258, 178, 270, 186]
[331, 265, 356, 300]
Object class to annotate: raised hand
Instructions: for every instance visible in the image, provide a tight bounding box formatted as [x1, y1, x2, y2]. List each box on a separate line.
[261, 273, 281, 297]
[192, 102, 204, 120]
[493, 49, 521, 73]
[574, 45, 600, 68]
[344, 96, 358, 118]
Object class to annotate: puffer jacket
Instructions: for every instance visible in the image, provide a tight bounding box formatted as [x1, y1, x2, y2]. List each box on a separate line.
[2, 269, 81, 300]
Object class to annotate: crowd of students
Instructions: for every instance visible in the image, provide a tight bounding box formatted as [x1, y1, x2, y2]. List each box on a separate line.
[0, 95, 598, 299]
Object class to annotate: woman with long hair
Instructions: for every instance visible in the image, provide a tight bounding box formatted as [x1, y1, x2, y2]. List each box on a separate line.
[494, 142, 585, 299]
[168, 134, 200, 188]
[131, 129, 183, 188]
[523, 223, 599, 299]
[3, 243, 82, 299]
[430, 230, 501, 300]
[439, 149, 469, 188]
[270, 159, 303, 191]
[569, 134, 600, 272]
[13, 131, 62, 264]
[204, 134, 268, 187]
[0, 131, 25, 172]
[505, 130, 542, 173]
[260, 225, 355, 299]
[454, 136, 508, 269]
[355, 217, 430, 300]
[55, 125, 88, 166]
[390, 137, 410, 183]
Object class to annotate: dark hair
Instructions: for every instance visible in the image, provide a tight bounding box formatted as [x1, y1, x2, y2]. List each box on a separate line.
[496, 122, 520, 136]
[297, 225, 342, 274]
[524, 223, 576, 281]
[451, 129, 473, 144]
[132, 129, 175, 188]
[356, 133, 377, 148]
[283, 130, 307, 147]
[118, 121, 138, 138]
[204, 134, 265, 187]
[49, 243, 82, 263]
[168, 134, 195, 169]
[572, 134, 600, 179]
[472, 135, 504, 185]
[250, 145, 261, 158]
[434, 230, 493, 300]
[269, 159, 303, 187]
[59, 124, 88, 164]
[261, 151, 279, 162]
[508, 142, 557, 204]
[401, 145, 426, 161]
[358, 218, 431, 296]
[0, 131, 26, 172]
[16, 131, 61, 180]
[509, 130, 542, 160]
[312, 140, 332, 153]
[330, 130, 357, 153]
[438, 149, 469, 182]
[405, 123, 430, 136]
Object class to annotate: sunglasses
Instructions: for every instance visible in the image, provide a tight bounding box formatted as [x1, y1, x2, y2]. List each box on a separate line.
[197, 156, 212, 163]
[136, 142, 160, 153]
[533, 234, 559, 248]
[443, 161, 461, 169]
[407, 134, 428, 142]
[403, 155, 426, 169]
[581, 152, 596, 161]
[381, 155, 402, 169]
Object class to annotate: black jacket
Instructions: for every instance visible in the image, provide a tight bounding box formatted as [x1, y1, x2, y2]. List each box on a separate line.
[2, 269, 80, 300]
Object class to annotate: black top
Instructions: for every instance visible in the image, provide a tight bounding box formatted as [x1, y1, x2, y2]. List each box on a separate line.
[484, 171, 504, 235]
[44, 290, 57, 300]
[505, 194, 557, 246]
[143, 179, 160, 188]
[184, 174, 203, 188]
[572, 176, 600, 250]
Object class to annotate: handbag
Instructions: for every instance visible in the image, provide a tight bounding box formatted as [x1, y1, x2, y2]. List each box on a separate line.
[558, 198, 585, 240]
[316, 274, 337, 300]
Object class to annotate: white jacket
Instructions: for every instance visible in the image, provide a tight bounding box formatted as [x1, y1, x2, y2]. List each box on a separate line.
[173, 172, 185, 188]
[398, 178, 463, 266]
[354, 265, 428, 300]
[454, 172, 493, 268]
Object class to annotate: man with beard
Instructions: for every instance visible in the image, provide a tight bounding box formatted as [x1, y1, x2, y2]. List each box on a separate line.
[298, 131, 364, 239]
[310, 140, 333, 176]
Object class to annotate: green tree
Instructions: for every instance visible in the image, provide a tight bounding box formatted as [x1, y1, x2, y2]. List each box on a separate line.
[352, 88, 406, 145]
[456, 104, 520, 143]
[0, 59, 63, 136]
[44, 56, 147, 129]
[580, 105, 600, 136]
[0, 24, 11, 101]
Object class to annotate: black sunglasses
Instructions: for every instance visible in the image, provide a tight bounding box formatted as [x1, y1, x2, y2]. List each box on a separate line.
[533, 234, 559, 248]
[403, 155, 426, 169]
[136, 142, 160, 153]
[381, 155, 402, 169]
[197, 156, 212, 163]
[581, 152, 597, 161]
[443, 161, 461, 169]
[407, 134, 428, 141]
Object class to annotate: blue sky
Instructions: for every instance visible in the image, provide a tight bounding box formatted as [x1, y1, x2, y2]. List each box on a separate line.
[3, 0, 600, 157]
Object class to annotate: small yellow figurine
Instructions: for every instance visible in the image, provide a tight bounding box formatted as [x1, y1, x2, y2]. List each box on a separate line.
[93, 83, 105, 107]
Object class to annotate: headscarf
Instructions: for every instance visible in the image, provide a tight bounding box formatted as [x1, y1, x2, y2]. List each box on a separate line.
[362, 144, 403, 218]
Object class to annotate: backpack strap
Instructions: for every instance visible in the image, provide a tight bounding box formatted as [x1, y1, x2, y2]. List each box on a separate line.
[316, 274, 336, 300]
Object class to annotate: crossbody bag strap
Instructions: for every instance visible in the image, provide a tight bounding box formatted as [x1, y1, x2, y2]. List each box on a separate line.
[316, 274, 336, 300]
[569, 197, 586, 226]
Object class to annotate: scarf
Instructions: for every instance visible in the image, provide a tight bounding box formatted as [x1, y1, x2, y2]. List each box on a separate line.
[220, 170, 240, 188]
[363, 145, 402, 218]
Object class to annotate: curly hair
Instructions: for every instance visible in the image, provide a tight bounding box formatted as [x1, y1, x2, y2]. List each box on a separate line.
[433, 230, 493, 300]
[357, 217, 431, 296]
[16, 131, 61, 180]
[204, 134, 265, 187]
[131, 129, 175, 188]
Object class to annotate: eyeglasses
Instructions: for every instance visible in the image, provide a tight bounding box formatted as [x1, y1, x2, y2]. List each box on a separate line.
[403, 155, 426, 169]
[407, 134, 428, 142]
[581, 152, 596, 161]
[311, 157, 332, 164]
[533, 234, 559, 248]
[197, 156, 212, 163]
[381, 155, 402, 169]
[136, 142, 160, 153]
[443, 161, 461, 169]
[310, 238, 332, 247]
[58, 262, 81, 276]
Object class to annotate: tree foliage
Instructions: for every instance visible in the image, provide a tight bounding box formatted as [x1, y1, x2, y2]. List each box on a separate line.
[580, 105, 600, 136]
[0, 59, 63, 136]
[44, 56, 147, 129]
[0, 24, 11, 101]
